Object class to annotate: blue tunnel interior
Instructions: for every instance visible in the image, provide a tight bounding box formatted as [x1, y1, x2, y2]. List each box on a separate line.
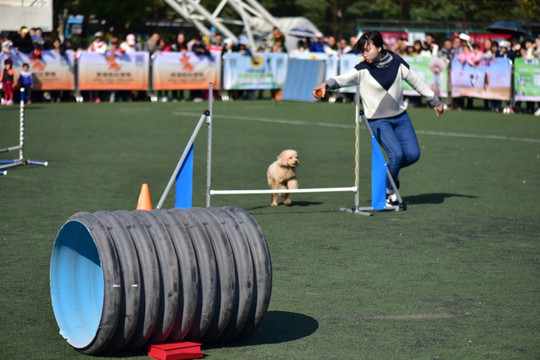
[50, 220, 104, 349]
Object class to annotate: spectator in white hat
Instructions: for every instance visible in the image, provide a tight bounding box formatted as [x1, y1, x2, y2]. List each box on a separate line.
[120, 34, 140, 53]
[88, 31, 107, 54]
[1, 39, 13, 54]
[87, 31, 107, 102]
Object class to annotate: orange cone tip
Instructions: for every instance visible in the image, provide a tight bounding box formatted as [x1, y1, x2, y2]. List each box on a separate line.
[136, 183, 152, 211]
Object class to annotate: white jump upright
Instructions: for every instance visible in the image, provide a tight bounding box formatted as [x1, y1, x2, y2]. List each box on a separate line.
[338, 88, 372, 215]
[0, 88, 48, 175]
[206, 82, 213, 207]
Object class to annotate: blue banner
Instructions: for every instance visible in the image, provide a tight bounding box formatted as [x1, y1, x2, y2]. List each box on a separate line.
[451, 57, 511, 100]
[281, 59, 325, 102]
[289, 52, 338, 82]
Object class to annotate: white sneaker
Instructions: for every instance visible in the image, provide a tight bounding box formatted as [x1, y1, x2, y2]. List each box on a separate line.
[386, 192, 398, 206]
[535, 108, 540, 116]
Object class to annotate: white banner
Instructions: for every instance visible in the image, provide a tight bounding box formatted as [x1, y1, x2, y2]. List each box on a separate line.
[338, 54, 363, 93]
[222, 52, 288, 90]
[8, 50, 75, 90]
[152, 51, 221, 90]
[77, 51, 149, 90]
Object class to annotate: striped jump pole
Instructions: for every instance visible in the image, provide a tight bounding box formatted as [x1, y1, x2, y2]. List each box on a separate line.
[0, 88, 48, 175]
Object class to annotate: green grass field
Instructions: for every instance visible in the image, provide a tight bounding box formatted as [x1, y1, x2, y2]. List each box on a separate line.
[1, 99, 539, 359]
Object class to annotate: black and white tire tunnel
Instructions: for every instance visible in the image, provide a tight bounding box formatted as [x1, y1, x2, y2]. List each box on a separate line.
[49, 206, 272, 355]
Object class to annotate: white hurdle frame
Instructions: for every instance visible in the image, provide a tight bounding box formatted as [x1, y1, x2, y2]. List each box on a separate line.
[205, 84, 382, 216]
[0, 88, 48, 175]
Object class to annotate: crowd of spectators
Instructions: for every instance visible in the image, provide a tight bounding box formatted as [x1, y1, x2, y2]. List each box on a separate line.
[393, 32, 540, 113]
[1, 25, 540, 114]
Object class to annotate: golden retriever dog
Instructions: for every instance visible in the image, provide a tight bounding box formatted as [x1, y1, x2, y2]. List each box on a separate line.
[267, 149, 299, 206]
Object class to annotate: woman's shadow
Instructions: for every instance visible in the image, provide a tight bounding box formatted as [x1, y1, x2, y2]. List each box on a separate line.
[404, 192, 477, 205]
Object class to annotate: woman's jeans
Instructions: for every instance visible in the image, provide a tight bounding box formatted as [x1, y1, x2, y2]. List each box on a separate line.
[369, 111, 420, 192]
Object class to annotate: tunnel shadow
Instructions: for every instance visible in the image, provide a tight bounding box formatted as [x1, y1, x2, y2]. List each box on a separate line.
[211, 311, 319, 348]
[105, 311, 318, 357]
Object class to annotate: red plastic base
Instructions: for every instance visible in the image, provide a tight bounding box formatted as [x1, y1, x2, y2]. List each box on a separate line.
[148, 342, 204, 360]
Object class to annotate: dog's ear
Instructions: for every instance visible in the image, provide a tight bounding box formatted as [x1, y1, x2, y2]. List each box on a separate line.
[276, 151, 286, 166]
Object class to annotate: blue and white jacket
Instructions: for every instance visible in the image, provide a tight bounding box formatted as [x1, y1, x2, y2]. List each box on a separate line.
[326, 51, 441, 120]
[18, 70, 34, 87]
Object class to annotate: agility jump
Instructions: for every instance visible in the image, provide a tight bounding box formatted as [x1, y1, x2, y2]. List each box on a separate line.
[157, 83, 401, 215]
[0, 88, 48, 175]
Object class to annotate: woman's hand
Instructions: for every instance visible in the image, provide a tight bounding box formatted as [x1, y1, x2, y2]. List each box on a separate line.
[434, 103, 444, 117]
[312, 83, 327, 99]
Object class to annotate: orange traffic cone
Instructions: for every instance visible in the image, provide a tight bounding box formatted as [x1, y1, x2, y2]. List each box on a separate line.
[136, 183, 152, 211]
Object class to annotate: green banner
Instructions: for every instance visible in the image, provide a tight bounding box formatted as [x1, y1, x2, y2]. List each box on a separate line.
[514, 58, 540, 101]
[402, 56, 448, 98]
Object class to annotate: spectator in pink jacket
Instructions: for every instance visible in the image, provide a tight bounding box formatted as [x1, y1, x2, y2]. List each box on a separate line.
[467, 43, 483, 66]
[458, 43, 483, 67]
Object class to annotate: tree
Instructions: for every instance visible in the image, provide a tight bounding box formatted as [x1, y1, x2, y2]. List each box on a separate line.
[53, 0, 538, 40]
[54, 0, 174, 35]
[408, 0, 463, 23]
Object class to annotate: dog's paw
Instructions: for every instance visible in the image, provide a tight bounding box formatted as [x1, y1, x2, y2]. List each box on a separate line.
[270, 202, 278, 207]
[283, 198, 292, 206]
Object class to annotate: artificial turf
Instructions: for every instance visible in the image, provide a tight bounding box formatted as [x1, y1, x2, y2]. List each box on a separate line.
[1, 99, 539, 359]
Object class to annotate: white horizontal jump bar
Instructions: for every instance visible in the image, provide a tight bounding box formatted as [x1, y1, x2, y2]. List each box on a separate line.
[210, 186, 357, 195]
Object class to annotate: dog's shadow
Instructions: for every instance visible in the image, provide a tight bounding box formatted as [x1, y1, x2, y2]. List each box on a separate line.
[248, 201, 323, 211]
[288, 200, 322, 207]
